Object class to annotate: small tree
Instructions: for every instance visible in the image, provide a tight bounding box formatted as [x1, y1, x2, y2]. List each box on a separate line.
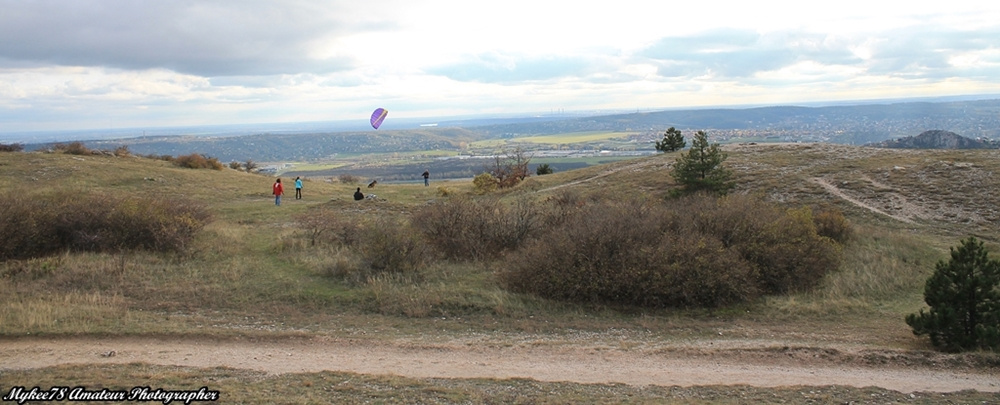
[487, 147, 531, 188]
[243, 159, 258, 173]
[906, 237, 1000, 352]
[671, 130, 733, 194]
[655, 127, 686, 152]
[536, 163, 553, 175]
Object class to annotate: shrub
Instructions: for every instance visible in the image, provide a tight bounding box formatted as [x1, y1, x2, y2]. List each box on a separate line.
[356, 217, 433, 276]
[906, 237, 1000, 352]
[53, 142, 96, 155]
[536, 163, 553, 175]
[295, 207, 363, 247]
[113, 145, 131, 157]
[229, 161, 243, 170]
[175, 153, 224, 170]
[498, 194, 842, 308]
[338, 174, 360, 184]
[296, 209, 432, 282]
[411, 196, 542, 261]
[684, 196, 841, 295]
[0, 192, 211, 260]
[0, 143, 24, 152]
[472, 173, 498, 195]
[812, 205, 853, 243]
[143, 154, 175, 162]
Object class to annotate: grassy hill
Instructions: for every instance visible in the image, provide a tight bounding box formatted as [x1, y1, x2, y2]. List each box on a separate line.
[3, 144, 999, 332]
[2, 144, 998, 401]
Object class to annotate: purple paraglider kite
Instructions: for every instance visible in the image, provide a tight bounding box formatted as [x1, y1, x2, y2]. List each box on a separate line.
[370, 108, 388, 130]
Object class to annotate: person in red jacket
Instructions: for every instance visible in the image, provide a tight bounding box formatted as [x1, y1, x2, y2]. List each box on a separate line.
[273, 178, 284, 206]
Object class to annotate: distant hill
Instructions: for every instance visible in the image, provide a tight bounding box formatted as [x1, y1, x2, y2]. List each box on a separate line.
[870, 130, 999, 149]
[20, 98, 1000, 161]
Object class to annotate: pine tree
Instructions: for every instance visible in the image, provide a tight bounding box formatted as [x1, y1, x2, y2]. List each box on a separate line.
[905, 237, 1000, 352]
[655, 127, 686, 152]
[670, 130, 733, 194]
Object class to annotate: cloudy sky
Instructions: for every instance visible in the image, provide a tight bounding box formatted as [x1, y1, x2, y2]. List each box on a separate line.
[2, 0, 999, 133]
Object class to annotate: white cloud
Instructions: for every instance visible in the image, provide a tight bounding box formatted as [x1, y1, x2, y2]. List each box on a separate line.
[2, 0, 1000, 133]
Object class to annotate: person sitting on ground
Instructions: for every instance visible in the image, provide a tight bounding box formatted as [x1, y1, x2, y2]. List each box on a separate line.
[354, 187, 364, 201]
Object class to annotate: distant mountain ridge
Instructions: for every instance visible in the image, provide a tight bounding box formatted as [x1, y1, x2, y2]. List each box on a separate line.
[19, 98, 1000, 161]
[870, 130, 999, 149]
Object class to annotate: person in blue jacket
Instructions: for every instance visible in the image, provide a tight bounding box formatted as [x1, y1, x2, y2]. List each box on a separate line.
[294, 177, 303, 200]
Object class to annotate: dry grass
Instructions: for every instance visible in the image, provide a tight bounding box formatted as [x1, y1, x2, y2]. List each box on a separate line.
[1, 144, 999, 386]
[6, 363, 998, 404]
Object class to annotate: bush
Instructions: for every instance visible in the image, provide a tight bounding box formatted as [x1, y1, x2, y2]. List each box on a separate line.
[295, 207, 363, 247]
[812, 205, 853, 243]
[295, 209, 432, 283]
[472, 173, 498, 195]
[498, 194, 842, 308]
[906, 237, 1000, 352]
[411, 196, 542, 261]
[229, 161, 243, 170]
[338, 174, 360, 184]
[52, 142, 96, 155]
[356, 217, 433, 276]
[0, 143, 24, 152]
[175, 154, 224, 170]
[0, 192, 211, 260]
[113, 145, 131, 157]
[143, 154, 175, 162]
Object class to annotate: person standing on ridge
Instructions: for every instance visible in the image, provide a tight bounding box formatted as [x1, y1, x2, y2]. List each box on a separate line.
[273, 178, 284, 206]
[294, 176, 303, 200]
[422, 169, 430, 186]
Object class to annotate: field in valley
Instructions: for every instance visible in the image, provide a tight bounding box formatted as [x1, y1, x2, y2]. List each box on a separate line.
[1, 143, 999, 403]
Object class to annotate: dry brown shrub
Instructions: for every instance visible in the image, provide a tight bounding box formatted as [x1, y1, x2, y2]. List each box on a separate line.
[174, 153, 224, 170]
[53, 142, 96, 155]
[338, 174, 360, 184]
[297, 209, 432, 282]
[0, 143, 24, 152]
[0, 192, 211, 260]
[411, 196, 542, 261]
[812, 204, 853, 243]
[498, 194, 842, 308]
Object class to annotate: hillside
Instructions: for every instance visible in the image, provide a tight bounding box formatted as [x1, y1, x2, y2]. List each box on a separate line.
[2, 145, 999, 401]
[871, 129, 999, 149]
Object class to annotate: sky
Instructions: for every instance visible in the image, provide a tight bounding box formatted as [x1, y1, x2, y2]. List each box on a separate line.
[2, 0, 1000, 134]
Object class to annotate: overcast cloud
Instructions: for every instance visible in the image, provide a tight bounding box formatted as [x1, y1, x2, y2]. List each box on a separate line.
[1, 0, 999, 134]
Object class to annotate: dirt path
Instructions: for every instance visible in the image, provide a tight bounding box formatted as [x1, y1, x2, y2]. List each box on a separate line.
[538, 159, 665, 193]
[810, 177, 916, 224]
[2, 336, 997, 393]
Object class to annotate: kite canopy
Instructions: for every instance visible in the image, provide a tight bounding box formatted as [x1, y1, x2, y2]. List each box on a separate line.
[370, 108, 388, 129]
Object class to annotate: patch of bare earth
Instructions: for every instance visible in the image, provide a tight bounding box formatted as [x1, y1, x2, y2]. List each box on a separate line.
[2, 336, 997, 393]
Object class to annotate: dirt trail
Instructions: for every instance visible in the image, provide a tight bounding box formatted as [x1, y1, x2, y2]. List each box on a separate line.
[538, 159, 664, 193]
[810, 177, 916, 224]
[2, 337, 997, 393]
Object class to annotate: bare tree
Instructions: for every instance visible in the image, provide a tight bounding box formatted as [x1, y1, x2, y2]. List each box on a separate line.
[486, 147, 532, 188]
